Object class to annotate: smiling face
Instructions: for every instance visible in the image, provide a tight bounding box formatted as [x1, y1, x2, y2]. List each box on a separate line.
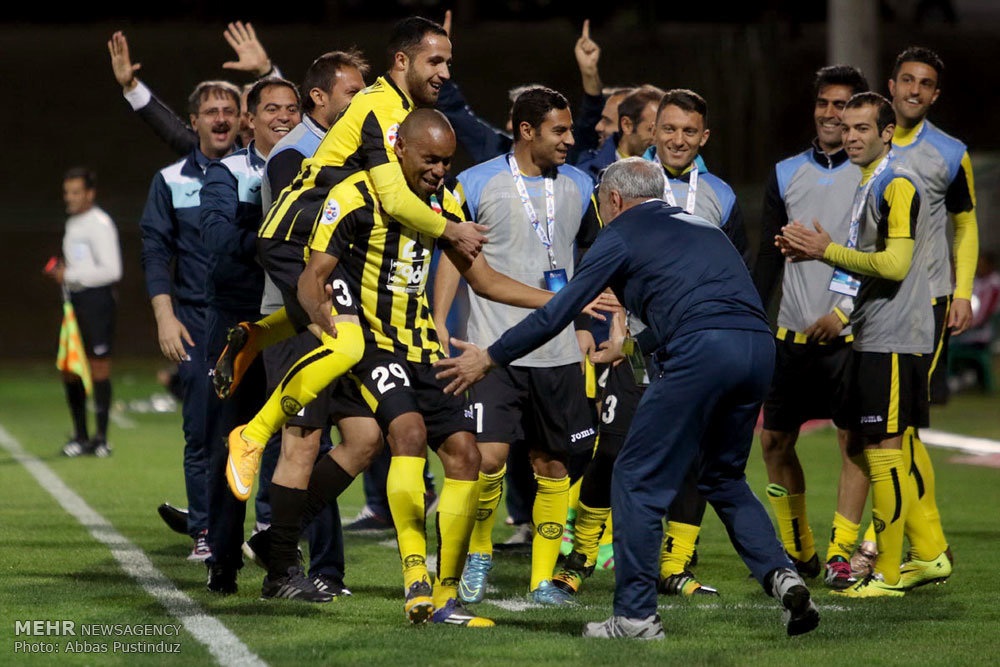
[842, 104, 894, 167]
[190, 91, 240, 158]
[402, 33, 452, 107]
[395, 125, 456, 200]
[888, 61, 940, 127]
[654, 103, 709, 173]
[814, 83, 854, 152]
[248, 84, 301, 156]
[523, 107, 575, 170]
[620, 101, 659, 157]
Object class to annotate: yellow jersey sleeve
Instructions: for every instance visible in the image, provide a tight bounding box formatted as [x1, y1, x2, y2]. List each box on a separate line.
[309, 178, 367, 257]
[883, 176, 919, 239]
[823, 236, 914, 282]
[949, 152, 978, 300]
[442, 187, 467, 222]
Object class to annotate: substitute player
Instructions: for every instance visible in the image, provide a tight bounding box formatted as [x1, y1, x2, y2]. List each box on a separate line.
[432, 87, 600, 606]
[779, 92, 947, 597]
[752, 65, 869, 587]
[53, 168, 122, 458]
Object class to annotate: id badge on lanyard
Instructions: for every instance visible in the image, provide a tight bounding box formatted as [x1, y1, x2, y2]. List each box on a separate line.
[662, 165, 698, 215]
[508, 154, 560, 286]
[828, 151, 893, 298]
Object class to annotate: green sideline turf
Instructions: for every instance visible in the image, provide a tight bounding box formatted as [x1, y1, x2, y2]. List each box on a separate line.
[1, 361, 998, 665]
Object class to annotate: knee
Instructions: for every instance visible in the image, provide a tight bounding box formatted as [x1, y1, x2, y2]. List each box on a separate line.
[281, 432, 322, 467]
[326, 320, 365, 366]
[390, 421, 427, 457]
[760, 430, 796, 463]
[477, 444, 507, 475]
[442, 435, 481, 479]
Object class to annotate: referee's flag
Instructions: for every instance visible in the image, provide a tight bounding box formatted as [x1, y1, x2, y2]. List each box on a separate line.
[57, 299, 92, 395]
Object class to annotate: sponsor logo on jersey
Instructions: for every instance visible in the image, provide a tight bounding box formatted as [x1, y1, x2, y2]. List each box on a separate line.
[322, 198, 340, 224]
[386, 123, 400, 147]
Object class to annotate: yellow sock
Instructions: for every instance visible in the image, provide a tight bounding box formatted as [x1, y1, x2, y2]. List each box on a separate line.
[387, 456, 429, 589]
[433, 477, 478, 608]
[530, 474, 569, 590]
[862, 521, 877, 544]
[828, 512, 860, 562]
[660, 521, 700, 578]
[907, 430, 948, 554]
[766, 484, 816, 562]
[599, 511, 613, 546]
[468, 467, 505, 555]
[573, 501, 610, 567]
[864, 448, 912, 585]
[242, 323, 364, 445]
[253, 308, 297, 348]
[568, 476, 582, 515]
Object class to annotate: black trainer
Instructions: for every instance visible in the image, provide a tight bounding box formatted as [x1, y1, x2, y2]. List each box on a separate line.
[90, 438, 112, 458]
[789, 552, 822, 579]
[206, 563, 238, 595]
[157, 503, 190, 535]
[261, 566, 333, 603]
[312, 573, 352, 597]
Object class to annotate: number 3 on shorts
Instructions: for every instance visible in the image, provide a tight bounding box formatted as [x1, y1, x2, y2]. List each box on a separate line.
[371, 362, 411, 395]
[330, 279, 353, 307]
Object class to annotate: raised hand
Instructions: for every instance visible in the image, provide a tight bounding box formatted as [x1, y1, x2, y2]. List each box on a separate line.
[574, 19, 602, 96]
[108, 31, 141, 91]
[222, 21, 272, 76]
[442, 9, 452, 37]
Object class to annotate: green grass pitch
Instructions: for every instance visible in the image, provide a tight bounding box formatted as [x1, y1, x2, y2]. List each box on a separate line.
[1, 360, 998, 665]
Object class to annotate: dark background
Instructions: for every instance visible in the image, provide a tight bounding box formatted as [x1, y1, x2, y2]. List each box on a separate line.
[2, 1, 998, 359]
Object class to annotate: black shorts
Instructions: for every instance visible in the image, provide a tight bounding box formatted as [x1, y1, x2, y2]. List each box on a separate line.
[598, 358, 647, 438]
[261, 330, 367, 429]
[762, 333, 851, 431]
[473, 363, 596, 458]
[257, 238, 357, 331]
[346, 348, 474, 450]
[69, 286, 116, 358]
[833, 350, 930, 437]
[928, 296, 952, 406]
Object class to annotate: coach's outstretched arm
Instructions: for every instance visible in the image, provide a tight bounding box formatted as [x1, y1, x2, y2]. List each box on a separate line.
[434, 227, 627, 394]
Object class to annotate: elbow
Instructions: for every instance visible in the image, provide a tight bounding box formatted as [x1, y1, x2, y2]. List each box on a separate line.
[883, 259, 912, 282]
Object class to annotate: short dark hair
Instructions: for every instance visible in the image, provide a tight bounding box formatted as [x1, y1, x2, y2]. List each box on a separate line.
[845, 92, 896, 133]
[386, 17, 448, 68]
[246, 77, 300, 115]
[64, 167, 96, 190]
[187, 80, 241, 115]
[301, 49, 371, 112]
[657, 88, 708, 123]
[511, 87, 569, 140]
[814, 65, 869, 98]
[891, 46, 944, 86]
[617, 85, 665, 133]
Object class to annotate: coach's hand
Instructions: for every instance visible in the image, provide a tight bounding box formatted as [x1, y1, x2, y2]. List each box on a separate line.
[156, 313, 194, 362]
[804, 312, 844, 342]
[779, 219, 831, 262]
[948, 297, 973, 334]
[443, 221, 488, 263]
[582, 289, 620, 321]
[108, 31, 140, 92]
[589, 308, 627, 364]
[434, 338, 495, 395]
[222, 21, 272, 76]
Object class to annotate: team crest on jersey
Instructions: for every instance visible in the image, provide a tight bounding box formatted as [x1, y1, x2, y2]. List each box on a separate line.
[386, 123, 400, 147]
[322, 198, 340, 224]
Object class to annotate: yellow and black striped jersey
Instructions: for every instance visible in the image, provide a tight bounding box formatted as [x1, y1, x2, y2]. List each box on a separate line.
[309, 171, 464, 364]
[259, 75, 448, 248]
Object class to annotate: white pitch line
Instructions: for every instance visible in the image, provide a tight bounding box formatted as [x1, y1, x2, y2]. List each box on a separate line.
[483, 599, 849, 613]
[0, 424, 264, 667]
[919, 429, 1000, 456]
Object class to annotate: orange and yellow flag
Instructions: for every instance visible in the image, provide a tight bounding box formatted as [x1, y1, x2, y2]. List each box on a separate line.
[56, 299, 92, 395]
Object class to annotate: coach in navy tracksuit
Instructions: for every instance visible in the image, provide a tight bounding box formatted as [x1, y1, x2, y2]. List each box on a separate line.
[138, 81, 243, 558]
[436, 158, 819, 639]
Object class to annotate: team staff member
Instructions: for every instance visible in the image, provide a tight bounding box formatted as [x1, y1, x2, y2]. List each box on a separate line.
[108, 24, 278, 154]
[779, 92, 946, 597]
[138, 80, 241, 561]
[216, 49, 369, 598]
[199, 78, 305, 596]
[222, 17, 489, 496]
[752, 65, 869, 588]
[576, 85, 663, 182]
[433, 87, 601, 606]
[436, 158, 819, 639]
[53, 168, 122, 458]
[854, 46, 977, 577]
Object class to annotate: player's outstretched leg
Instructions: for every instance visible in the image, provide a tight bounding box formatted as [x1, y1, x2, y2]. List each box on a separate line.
[226, 322, 364, 501]
[213, 308, 296, 399]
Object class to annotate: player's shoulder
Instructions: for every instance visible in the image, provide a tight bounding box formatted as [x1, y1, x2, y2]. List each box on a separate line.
[89, 206, 115, 227]
[700, 169, 734, 197]
[458, 154, 509, 184]
[921, 120, 967, 175]
[218, 148, 253, 175]
[158, 156, 194, 183]
[879, 162, 922, 200]
[556, 161, 593, 192]
[775, 149, 812, 176]
[349, 77, 409, 118]
[324, 171, 372, 222]
[441, 187, 465, 220]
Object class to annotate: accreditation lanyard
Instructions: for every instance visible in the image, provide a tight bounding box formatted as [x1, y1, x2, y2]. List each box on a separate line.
[828, 150, 894, 297]
[508, 154, 558, 270]
[662, 165, 698, 215]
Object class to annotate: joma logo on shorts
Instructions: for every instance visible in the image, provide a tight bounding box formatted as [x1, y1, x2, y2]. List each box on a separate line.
[860, 415, 884, 424]
[570, 428, 595, 443]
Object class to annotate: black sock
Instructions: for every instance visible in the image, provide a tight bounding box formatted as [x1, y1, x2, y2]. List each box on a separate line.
[93, 379, 111, 441]
[268, 483, 307, 578]
[302, 456, 355, 527]
[63, 378, 89, 442]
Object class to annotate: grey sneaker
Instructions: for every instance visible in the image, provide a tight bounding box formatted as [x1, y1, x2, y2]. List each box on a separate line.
[459, 553, 493, 603]
[582, 614, 665, 640]
[768, 567, 820, 636]
[504, 523, 533, 545]
[532, 579, 578, 606]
